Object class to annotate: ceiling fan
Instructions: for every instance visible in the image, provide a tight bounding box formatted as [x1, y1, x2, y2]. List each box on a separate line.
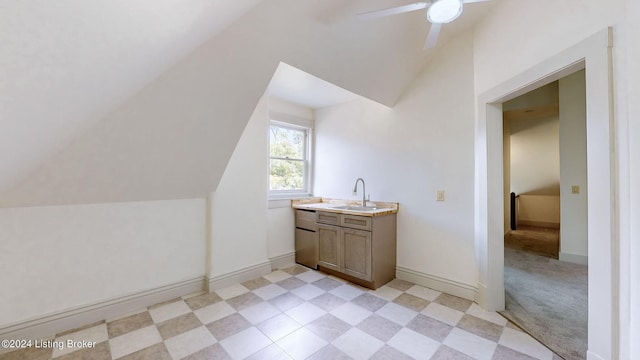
[357, 0, 490, 49]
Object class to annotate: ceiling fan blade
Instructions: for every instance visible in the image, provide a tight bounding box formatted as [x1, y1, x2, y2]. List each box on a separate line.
[424, 22, 442, 49]
[357, 2, 430, 20]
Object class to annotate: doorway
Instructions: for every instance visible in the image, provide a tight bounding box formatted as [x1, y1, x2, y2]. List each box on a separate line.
[501, 72, 589, 359]
[474, 28, 617, 360]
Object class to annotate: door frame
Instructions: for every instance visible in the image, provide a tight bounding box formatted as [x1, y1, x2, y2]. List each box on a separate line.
[474, 28, 616, 359]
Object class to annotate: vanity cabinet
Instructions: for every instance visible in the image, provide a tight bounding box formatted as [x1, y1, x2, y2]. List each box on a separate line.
[316, 211, 396, 289]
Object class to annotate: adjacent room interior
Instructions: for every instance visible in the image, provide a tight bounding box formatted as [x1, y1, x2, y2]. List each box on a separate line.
[501, 71, 589, 359]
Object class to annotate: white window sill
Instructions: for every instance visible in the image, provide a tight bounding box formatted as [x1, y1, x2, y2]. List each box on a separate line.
[268, 193, 313, 209]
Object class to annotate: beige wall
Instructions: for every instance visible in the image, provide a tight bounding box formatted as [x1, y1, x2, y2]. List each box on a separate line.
[517, 194, 560, 228]
[503, 82, 559, 111]
[0, 199, 206, 326]
[208, 95, 270, 279]
[559, 70, 588, 264]
[510, 115, 560, 195]
[625, 2, 640, 358]
[209, 94, 313, 280]
[314, 32, 477, 295]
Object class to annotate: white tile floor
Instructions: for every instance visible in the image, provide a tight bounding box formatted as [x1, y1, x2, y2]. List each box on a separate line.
[2, 265, 561, 360]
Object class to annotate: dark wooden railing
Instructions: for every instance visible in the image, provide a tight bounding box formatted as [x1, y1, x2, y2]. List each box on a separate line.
[510, 192, 519, 230]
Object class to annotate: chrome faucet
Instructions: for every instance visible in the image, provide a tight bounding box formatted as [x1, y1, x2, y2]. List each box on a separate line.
[353, 178, 367, 207]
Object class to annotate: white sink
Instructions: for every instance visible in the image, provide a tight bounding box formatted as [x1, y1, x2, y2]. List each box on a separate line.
[331, 204, 380, 212]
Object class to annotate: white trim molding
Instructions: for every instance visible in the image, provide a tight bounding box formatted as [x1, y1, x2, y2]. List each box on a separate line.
[559, 252, 589, 265]
[205, 253, 296, 292]
[205, 261, 272, 292]
[0, 277, 204, 354]
[396, 266, 478, 302]
[586, 350, 607, 360]
[269, 252, 296, 270]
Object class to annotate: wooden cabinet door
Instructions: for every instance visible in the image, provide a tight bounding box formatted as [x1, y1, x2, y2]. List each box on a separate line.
[317, 224, 340, 271]
[295, 228, 318, 269]
[342, 228, 372, 281]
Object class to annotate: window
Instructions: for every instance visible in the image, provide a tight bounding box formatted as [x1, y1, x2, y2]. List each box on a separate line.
[269, 121, 311, 197]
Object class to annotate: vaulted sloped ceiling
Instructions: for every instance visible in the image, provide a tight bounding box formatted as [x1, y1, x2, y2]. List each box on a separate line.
[0, 0, 496, 207]
[0, 0, 265, 200]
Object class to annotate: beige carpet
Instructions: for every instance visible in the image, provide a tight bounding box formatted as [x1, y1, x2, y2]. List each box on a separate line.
[505, 225, 559, 259]
[502, 229, 588, 360]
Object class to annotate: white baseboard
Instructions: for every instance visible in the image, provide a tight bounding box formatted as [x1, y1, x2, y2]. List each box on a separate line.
[0, 277, 204, 354]
[476, 282, 487, 309]
[586, 350, 606, 360]
[517, 220, 560, 229]
[205, 261, 272, 292]
[559, 252, 588, 265]
[269, 252, 296, 270]
[205, 253, 295, 292]
[396, 266, 478, 301]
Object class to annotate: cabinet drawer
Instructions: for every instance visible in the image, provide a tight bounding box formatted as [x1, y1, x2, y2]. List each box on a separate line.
[341, 215, 371, 231]
[296, 210, 317, 230]
[317, 211, 340, 225]
[296, 209, 316, 221]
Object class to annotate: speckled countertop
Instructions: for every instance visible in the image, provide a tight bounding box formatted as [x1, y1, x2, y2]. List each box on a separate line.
[291, 197, 399, 217]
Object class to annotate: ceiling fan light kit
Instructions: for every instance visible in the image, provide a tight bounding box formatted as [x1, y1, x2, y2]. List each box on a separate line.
[427, 0, 463, 24]
[357, 0, 490, 49]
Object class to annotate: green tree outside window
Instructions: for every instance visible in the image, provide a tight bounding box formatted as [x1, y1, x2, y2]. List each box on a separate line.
[270, 124, 307, 191]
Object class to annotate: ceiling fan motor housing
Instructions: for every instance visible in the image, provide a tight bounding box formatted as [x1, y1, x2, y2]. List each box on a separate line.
[427, 0, 464, 24]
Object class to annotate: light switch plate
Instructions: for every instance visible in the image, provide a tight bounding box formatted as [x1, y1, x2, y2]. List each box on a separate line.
[572, 185, 580, 194]
[436, 190, 445, 201]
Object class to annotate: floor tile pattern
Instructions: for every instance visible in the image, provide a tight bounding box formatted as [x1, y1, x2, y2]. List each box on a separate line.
[2, 266, 561, 360]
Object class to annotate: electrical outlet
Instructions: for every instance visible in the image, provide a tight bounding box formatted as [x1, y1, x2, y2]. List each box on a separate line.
[436, 190, 445, 201]
[572, 185, 580, 194]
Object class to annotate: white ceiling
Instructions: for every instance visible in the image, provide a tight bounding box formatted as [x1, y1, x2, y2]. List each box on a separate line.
[0, 0, 264, 193]
[266, 0, 499, 109]
[0, 0, 499, 206]
[268, 62, 362, 109]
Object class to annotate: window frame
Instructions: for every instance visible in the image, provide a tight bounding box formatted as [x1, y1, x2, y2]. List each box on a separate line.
[268, 120, 313, 199]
